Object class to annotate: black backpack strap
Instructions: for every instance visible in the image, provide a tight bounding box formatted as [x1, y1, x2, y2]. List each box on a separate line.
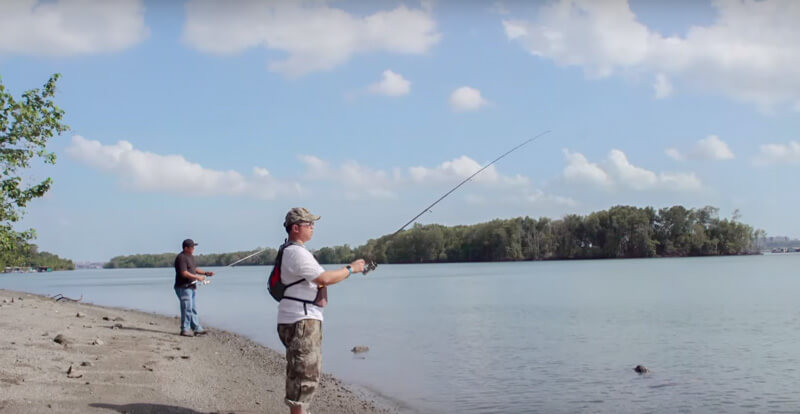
[282, 295, 315, 315]
[284, 279, 305, 289]
[278, 240, 316, 314]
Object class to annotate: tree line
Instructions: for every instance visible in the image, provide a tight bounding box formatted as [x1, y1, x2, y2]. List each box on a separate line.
[104, 205, 758, 268]
[1, 242, 74, 270]
[348, 205, 756, 264]
[104, 249, 279, 269]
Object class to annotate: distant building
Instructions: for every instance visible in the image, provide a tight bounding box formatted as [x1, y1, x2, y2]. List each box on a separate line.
[74, 262, 106, 270]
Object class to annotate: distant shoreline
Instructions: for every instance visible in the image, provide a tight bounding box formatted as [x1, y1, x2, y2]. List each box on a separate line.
[98, 250, 764, 269]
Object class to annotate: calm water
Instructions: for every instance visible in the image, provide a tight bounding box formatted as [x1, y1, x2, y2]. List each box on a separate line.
[3, 255, 800, 413]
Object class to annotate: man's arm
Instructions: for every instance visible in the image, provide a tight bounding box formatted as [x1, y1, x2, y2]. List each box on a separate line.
[312, 259, 366, 286]
[182, 270, 206, 282]
[195, 268, 214, 277]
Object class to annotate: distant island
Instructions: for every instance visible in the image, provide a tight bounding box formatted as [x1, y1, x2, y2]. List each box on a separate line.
[104, 205, 760, 268]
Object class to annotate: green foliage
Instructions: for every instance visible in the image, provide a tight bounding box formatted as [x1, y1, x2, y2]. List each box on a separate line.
[0, 241, 73, 270]
[104, 205, 759, 268]
[0, 74, 69, 267]
[343, 205, 757, 264]
[104, 248, 279, 269]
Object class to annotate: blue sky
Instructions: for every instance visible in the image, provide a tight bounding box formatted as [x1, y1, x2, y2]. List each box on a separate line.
[2, 0, 800, 262]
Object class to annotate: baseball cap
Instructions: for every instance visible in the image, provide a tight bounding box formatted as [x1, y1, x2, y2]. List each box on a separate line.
[182, 239, 198, 248]
[284, 207, 321, 228]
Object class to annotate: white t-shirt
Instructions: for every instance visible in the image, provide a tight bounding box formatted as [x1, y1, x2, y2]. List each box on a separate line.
[277, 244, 326, 324]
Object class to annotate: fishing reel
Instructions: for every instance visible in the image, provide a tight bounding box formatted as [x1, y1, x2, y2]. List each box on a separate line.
[362, 261, 378, 275]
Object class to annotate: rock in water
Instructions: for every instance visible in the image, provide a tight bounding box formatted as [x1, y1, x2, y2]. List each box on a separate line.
[634, 365, 649, 374]
[350, 346, 369, 353]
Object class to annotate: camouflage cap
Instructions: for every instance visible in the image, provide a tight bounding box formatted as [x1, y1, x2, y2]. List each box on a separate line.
[284, 207, 321, 228]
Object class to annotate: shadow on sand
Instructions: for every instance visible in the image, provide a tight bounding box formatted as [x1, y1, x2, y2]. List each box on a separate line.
[110, 325, 179, 336]
[89, 403, 205, 414]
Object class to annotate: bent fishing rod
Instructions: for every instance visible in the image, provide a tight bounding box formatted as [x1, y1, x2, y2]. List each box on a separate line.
[226, 130, 550, 270]
[362, 130, 551, 273]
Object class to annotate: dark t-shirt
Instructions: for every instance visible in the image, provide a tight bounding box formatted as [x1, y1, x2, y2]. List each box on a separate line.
[174, 252, 197, 289]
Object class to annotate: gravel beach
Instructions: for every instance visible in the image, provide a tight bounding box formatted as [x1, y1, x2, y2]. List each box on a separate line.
[0, 289, 393, 414]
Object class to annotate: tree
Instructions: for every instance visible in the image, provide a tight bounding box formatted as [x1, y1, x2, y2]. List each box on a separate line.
[1, 74, 69, 257]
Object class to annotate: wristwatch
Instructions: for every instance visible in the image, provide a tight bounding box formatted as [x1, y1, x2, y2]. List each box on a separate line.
[346, 265, 353, 276]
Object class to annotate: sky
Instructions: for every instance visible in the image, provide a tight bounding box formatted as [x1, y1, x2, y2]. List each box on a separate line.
[2, 0, 800, 262]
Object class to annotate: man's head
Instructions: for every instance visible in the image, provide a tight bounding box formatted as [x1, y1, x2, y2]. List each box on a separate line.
[284, 207, 320, 241]
[182, 238, 198, 254]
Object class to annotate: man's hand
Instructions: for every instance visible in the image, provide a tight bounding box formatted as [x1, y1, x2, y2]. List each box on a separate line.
[205, 271, 214, 277]
[349, 259, 366, 273]
[197, 275, 206, 281]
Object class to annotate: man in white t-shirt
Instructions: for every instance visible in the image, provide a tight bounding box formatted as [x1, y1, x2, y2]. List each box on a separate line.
[276, 207, 366, 414]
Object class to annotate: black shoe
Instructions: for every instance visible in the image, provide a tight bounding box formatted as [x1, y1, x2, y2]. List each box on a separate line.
[194, 330, 207, 336]
[180, 330, 194, 337]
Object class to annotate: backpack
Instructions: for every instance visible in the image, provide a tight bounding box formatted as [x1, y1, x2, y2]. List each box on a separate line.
[267, 240, 302, 302]
[267, 241, 328, 311]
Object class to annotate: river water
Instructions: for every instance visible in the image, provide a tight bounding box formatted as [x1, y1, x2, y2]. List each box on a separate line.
[2, 254, 800, 413]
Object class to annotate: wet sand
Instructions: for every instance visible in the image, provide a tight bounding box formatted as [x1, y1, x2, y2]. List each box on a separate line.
[0, 289, 393, 414]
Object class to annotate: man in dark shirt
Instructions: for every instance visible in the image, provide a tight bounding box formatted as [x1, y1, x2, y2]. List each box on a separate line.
[174, 238, 214, 337]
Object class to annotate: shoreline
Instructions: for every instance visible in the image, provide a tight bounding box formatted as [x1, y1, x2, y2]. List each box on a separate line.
[0, 289, 396, 414]
[92, 251, 766, 271]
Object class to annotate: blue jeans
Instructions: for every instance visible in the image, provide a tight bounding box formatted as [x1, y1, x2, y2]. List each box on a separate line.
[174, 287, 203, 332]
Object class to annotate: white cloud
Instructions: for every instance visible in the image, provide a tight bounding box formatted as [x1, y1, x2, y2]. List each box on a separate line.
[300, 153, 529, 196]
[664, 148, 683, 161]
[0, 0, 148, 56]
[465, 190, 576, 207]
[489, 2, 510, 15]
[368, 70, 411, 96]
[654, 73, 673, 99]
[526, 189, 577, 207]
[67, 135, 571, 205]
[658, 172, 704, 192]
[297, 153, 575, 206]
[504, 21, 528, 39]
[563, 148, 702, 192]
[754, 141, 800, 165]
[182, 1, 440, 77]
[504, 0, 800, 110]
[408, 155, 529, 187]
[298, 154, 399, 200]
[66, 136, 301, 199]
[562, 150, 613, 188]
[449, 86, 489, 112]
[606, 149, 659, 190]
[666, 135, 735, 161]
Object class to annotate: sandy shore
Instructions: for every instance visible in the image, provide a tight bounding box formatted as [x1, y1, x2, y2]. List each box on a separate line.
[0, 289, 393, 414]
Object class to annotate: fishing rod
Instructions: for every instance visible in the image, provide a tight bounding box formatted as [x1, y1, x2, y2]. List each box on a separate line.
[362, 130, 551, 274]
[225, 130, 550, 270]
[228, 249, 268, 267]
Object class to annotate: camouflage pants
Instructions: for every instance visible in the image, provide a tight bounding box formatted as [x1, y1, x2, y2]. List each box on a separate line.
[277, 319, 322, 409]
